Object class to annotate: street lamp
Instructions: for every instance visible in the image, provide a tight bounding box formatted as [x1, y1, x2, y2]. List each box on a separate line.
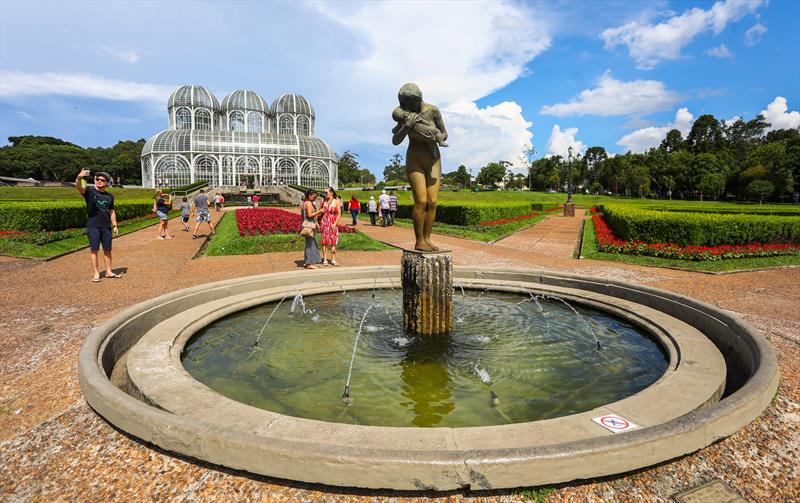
[566, 146, 574, 205]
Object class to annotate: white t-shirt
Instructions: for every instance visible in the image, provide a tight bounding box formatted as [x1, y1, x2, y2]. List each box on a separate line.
[378, 194, 390, 210]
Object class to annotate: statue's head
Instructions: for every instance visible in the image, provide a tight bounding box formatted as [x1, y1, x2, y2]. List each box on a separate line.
[398, 83, 422, 112]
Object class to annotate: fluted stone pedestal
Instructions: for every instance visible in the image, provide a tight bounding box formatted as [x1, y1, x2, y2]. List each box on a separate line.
[401, 249, 453, 335]
[563, 202, 575, 217]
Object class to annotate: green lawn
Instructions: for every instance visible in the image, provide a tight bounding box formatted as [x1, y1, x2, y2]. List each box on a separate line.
[0, 186, 156, 201]
[204, 212, 395, 256]
[0, 210, 180, 259]
[580, 218, 800, 273]
[358, 213, 546, 242]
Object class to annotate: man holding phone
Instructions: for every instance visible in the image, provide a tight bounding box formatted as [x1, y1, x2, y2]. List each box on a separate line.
[75, 169, 119, 282]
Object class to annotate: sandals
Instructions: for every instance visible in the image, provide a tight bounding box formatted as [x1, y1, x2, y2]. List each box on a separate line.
[304, 264, 319, 269]
[330, 260, 338, 266]
[92, 277, 101, 283]
[322, 260, 330, 266]
[106, 273, 121, 279]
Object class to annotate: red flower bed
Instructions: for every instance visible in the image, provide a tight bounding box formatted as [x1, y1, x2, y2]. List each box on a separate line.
[235, 208, 356, 237]
[544, 205, 563, 213]
[592, 211, 800, 261]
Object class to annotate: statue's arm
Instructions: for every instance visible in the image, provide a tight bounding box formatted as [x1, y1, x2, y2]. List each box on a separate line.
[392, 124, 408, 145]
[433, 107, 448, 142]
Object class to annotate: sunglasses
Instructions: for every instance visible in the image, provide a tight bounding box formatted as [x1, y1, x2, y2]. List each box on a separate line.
[95, 178, 107, 182]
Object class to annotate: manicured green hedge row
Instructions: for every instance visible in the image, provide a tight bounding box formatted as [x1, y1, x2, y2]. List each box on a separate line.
[599, 204, 800, 246]
[640, 205, 800, 216]
[393, 201, 533, 226]
[0, 199, 154, 231]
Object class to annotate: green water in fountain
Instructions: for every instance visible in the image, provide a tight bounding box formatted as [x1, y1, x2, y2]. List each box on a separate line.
[182, 289, 667, 427]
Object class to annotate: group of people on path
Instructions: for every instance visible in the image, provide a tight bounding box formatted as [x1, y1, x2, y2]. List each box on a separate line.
[344, 189, 399, 227]
[153, 189, 217, 241]
[301, 187, 343, 269]
[76, 169, 218, 282]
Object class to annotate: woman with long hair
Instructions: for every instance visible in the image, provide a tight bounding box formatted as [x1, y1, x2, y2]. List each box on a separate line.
[153, 190, 174, 240]
[319, 186, 341, 266]
[300, 189, 323, 269]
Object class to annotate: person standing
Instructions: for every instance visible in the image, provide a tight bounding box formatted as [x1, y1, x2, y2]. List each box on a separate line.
[252, 194, 260, 207]
[348, 194, 360, 226]
[191, 189, 216, 240]
[153, 190, 174, 240]
[367, 196, 378, 225]
[388, 191, 398, 226]
[300, 189, 323, 269]
[75, 169, 119, 282]
[180, 196, 191, 231]
[247, 195, 253, 207]
[378, 189, 390, 226]
[213, 193, 222, 212]
[319, 187, 341, 266]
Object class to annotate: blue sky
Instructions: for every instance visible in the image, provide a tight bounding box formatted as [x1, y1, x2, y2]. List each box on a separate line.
[1, 0, 798, 179]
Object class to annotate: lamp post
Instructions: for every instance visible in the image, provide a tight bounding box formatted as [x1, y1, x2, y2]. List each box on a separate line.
[566, 146, 574, 205]
[563, 146, 576, 217]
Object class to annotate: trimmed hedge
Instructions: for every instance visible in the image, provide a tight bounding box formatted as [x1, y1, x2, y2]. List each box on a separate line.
[599, 204, 800, 246]
[356, 200, 559, 226]
[0, 199, 154, 232]
[639, 205, 800, 216]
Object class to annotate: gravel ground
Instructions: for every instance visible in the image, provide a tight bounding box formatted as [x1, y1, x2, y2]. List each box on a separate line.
[0, 213, 798, 502]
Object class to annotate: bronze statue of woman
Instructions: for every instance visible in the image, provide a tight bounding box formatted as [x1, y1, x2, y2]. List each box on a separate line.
[391, 83, 447, 252]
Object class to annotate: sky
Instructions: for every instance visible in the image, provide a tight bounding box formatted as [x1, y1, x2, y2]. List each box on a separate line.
[1, 0, 798, 179]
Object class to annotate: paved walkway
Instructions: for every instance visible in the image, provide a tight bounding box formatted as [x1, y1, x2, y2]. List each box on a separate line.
[0, 212, 798, 502]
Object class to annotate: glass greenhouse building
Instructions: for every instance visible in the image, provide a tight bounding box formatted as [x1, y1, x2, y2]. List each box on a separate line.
[141, 85, 338, 190]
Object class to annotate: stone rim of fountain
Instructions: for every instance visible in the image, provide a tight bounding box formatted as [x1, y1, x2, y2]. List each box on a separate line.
[79, 267, 779, 491]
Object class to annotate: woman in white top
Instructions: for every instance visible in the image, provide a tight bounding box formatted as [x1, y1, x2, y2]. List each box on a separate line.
[367, 195, 378, 226]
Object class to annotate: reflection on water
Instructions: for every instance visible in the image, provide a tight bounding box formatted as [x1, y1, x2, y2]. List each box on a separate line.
[182, 289, 668, 428]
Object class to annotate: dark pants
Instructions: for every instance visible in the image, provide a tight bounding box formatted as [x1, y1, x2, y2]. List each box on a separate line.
[350, 210, 358, 225]
[388, 210, 396, 225]
[381, 209, 390, 226]
[369, 212, 377, 225]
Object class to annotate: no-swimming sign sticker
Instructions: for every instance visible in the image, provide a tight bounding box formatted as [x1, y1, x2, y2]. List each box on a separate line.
[592, 414, 638, 433]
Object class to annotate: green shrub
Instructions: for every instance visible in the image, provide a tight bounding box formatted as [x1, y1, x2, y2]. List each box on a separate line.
[393, 201, 532, 226]
[599, 204, 800, 246]
[0, 199, 154, 231]
[638, 205, 800, 216]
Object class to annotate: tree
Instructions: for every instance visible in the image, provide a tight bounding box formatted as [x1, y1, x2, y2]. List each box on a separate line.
[686, 114, 723, 153]
[383, 153, 406, 182]
[661, 175, 676, 200]
[336, 150, 362, 186]
[451, 165, 471, 188]
[476, 162, 507, 186]
[698, 173, 725, 200]
[660, 129, 685, 153]
[747, 180, 774, 204]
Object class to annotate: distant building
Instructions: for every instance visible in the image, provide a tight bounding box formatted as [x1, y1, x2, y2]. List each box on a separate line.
[0, 176, 40, 187]
[141, 85, 337, 190]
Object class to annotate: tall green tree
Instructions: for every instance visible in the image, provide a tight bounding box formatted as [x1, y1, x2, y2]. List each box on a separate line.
[336, 150, 362, 186]
[476, 162, 507, 186]
[686, 114, 724, 153]
[660, 129, 685, 153]
[383, 153, 406, 182]
[451, 165, 471, 188]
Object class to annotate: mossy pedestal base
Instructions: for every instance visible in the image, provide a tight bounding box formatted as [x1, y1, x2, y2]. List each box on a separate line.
[401, 249, 453, 335]
[563, 202, 576, 217]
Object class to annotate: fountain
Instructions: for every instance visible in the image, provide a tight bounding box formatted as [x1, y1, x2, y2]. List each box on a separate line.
[78, 84, 778, 491]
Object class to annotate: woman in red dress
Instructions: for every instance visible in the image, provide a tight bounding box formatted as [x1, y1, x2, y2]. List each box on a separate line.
[319, 186, 341, 266]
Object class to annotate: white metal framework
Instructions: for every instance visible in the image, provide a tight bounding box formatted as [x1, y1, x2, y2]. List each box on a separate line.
[143, 85, 336, 190]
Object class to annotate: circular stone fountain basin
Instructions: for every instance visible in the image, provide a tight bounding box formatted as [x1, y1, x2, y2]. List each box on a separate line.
[180, 289, 671, 427]
[80, 267, 778, 491]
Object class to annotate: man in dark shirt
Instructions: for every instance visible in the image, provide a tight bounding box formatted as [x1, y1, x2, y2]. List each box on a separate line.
[76, 169, 119, 282]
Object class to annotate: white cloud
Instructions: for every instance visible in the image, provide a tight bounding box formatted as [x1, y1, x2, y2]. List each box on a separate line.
[539, 71, 681, 117]
[617, 107, 694, 152]
[0, 70, 173, 102]
[442, 100, 532, 170]
[16, 111, 32, 119]
[309, 1, 549, 170]
[546, 125, 586, 158]
[760, 97, 800, 131]
[705, 43, 733, 58]
[744, 23, 767, 46]
[98, 46, 141, 64]
[601, 0, 764, 69]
